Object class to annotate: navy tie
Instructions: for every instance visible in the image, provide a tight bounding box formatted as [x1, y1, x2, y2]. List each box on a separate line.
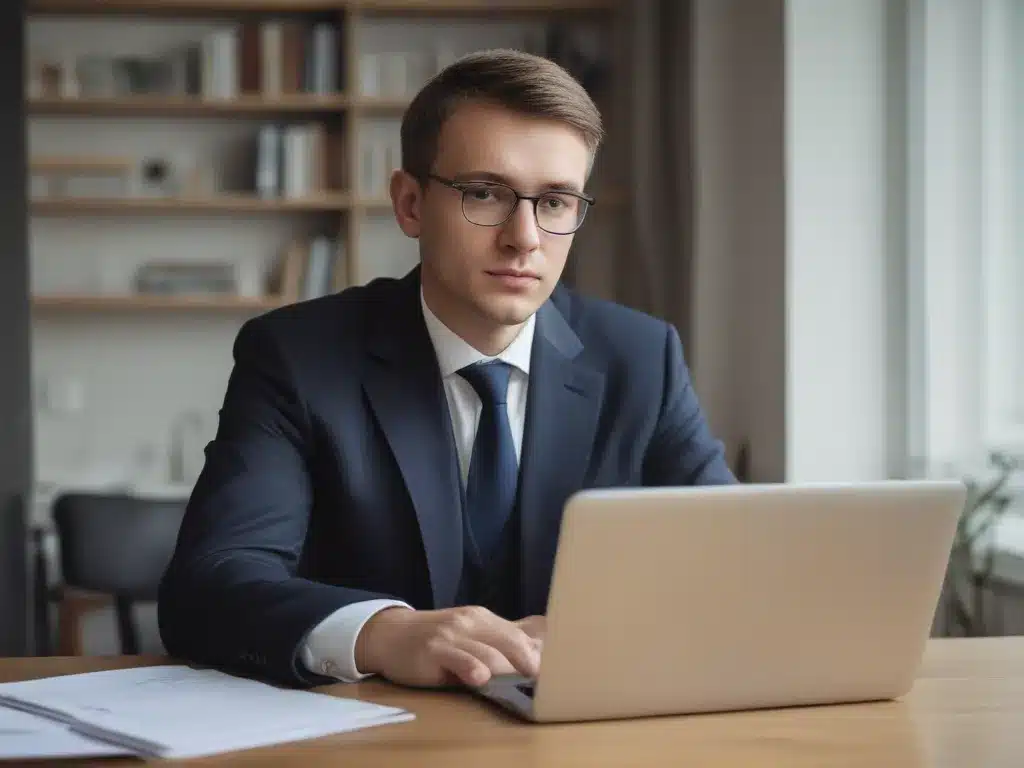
[458, 361, 518, 562]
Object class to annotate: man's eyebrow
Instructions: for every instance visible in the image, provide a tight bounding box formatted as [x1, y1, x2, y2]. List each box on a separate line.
[451, 170, 584, 194]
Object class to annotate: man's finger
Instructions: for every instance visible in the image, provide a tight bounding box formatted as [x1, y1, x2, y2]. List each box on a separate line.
[430, 642, 492, 687]
[471, 622, 541, 679]
[453, 637, 517, 678]
[515, 615, 547, 641]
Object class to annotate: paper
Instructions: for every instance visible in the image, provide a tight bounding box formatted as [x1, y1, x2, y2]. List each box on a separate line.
[0, 665, 413, 760]
[0, 705, 133, 760]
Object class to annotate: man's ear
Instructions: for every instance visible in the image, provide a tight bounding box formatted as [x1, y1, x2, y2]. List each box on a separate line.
[390, 169, 423, 239]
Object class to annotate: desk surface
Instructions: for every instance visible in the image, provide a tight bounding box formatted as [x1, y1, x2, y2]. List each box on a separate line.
[2, 637, 1022, 766]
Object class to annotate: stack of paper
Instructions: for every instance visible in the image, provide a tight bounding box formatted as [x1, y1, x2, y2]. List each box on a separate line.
[0, 706, 133, 760]
[0, 665, 413, 761]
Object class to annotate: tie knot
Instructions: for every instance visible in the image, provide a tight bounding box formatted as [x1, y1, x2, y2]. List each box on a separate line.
[458, 361, 513, 405]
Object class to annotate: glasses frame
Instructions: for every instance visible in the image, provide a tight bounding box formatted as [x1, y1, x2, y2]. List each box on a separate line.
[426, 173, 595, 235]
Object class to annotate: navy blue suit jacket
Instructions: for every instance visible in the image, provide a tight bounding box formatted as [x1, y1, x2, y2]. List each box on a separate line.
[157, 267, 735, 686]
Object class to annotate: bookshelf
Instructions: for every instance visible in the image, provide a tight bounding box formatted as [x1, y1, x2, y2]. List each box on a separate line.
[26, 0, 623, 497]
[26, 0, 619, 309]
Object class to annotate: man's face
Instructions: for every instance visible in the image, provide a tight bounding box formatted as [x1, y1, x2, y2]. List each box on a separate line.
[392, 100, 591, 335]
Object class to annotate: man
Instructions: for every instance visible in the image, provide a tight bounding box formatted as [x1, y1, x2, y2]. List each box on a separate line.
[157, 49, 734, 691]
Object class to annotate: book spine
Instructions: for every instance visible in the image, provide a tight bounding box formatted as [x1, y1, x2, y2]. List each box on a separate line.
[261, 22, 283, 97]
[256, 124, 280, 199]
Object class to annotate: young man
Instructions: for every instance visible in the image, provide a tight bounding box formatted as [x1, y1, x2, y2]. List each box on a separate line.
[158, 49, 734, 690]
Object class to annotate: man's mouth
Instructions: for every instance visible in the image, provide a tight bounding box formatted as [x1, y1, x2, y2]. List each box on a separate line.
[486, 269, 541, 280]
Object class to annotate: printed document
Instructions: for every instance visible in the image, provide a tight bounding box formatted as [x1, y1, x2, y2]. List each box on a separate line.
[0, 665, 413, 760]
[0, 705, 133, 760]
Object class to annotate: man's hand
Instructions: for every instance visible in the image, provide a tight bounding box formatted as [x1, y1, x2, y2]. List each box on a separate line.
[515, 614, 546, 644]
[355, 606, 543, 688]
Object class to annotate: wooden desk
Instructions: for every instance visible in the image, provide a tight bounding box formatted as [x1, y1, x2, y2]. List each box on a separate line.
[2, 637, 1022, 766]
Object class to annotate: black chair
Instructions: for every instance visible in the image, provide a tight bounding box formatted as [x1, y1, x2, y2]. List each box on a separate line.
[40, 493, 187, 655]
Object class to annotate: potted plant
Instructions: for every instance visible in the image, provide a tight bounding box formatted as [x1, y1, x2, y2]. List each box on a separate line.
[937, 451, 1020, 637]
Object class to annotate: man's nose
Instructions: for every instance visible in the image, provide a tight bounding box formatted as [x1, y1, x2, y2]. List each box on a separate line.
[500, 199, 542, 251]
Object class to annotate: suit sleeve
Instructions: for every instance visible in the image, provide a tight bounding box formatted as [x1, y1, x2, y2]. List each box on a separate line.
[642, 323, 737, 486]
[157, 317, 398, 687]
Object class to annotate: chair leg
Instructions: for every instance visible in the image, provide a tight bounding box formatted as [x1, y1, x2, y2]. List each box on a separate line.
[114, 596, 140, 655]
[57, 594, 87, 656]
[32, 528, 52, 656]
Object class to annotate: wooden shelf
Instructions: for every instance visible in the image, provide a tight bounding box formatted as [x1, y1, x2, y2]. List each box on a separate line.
[30, 95, 409, 117]
[29, 0, 617, 15]
[356, 198, 394, 212]
[353, 97, 411, 113]
[32, 294, 289, 311]
[356, 0, 618, 14]
[30, 155, 133, 173]
[29, 94, 351, 117]
[31, 195, 351, 215]
[29, 0, 347, 13]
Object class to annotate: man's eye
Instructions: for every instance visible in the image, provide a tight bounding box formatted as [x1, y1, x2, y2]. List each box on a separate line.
[465, 186, 496, 201]
[541, 194, 579, 211]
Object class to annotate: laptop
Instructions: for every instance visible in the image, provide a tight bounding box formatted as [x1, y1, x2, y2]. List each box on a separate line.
[475, 480, 965, 723]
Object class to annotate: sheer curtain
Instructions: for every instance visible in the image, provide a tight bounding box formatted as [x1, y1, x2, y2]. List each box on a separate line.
[905, 0, 1024, 478]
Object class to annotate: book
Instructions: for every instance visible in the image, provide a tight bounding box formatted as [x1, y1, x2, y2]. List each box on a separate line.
[0, 664, 413, 761]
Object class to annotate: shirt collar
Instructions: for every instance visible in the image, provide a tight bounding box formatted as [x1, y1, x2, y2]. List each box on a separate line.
[420, 288, 535, 378]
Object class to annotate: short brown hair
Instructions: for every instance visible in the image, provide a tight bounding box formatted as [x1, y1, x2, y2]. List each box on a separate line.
[400, 48, 603, 181]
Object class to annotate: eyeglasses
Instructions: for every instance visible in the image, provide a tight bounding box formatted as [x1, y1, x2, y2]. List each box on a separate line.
[427, 173, 594, 235]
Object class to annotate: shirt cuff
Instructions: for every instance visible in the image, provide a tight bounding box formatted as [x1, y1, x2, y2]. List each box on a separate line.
[299, 599, 412, 682]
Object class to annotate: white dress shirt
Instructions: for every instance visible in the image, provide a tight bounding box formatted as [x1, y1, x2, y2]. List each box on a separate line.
[300, 290, 535, 681]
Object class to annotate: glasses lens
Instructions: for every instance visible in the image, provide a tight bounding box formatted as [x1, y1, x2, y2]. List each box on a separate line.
[536, 192, 589, 235]
[461, 183, 518, 226]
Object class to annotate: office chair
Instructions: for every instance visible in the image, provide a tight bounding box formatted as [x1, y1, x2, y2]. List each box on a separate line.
[43, 492, 187, 655]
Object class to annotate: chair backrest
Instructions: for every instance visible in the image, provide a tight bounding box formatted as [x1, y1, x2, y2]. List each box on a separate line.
[52, 492, 187, 601]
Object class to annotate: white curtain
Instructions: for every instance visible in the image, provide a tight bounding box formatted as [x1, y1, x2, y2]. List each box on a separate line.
[905, 0, 1024, 479]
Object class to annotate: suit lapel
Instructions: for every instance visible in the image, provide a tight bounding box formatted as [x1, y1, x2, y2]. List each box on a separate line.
[518, 299, 605, 616]
[362, 270, 463, 610]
